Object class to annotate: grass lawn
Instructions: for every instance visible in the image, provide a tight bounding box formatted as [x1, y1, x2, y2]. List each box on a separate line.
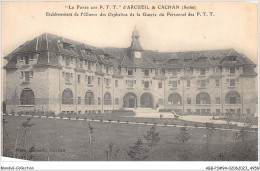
[2, 115, 258, 161]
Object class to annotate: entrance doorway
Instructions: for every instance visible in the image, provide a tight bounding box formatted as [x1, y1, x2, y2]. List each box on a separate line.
[123, 92, 137, 108]
[140, 93, 154, 108]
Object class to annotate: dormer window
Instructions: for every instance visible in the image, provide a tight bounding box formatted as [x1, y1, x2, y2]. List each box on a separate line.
[227, 56, 237, 61]
[63, 42, 74, 50]
[85, 49, 92, 56]
[169, 59, 178, 64]
[24, 54, 33, 65]
[128, 69, 133, 76]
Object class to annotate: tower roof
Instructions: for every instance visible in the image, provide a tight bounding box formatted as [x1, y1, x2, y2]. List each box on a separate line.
[132, 29, 140, 38]
[129, 29, 143, 51]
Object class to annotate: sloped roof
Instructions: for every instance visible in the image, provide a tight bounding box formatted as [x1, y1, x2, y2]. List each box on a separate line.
[4, 33, 256, 72]
[120, 54, 156, 68]
[242, 65, 257, 76]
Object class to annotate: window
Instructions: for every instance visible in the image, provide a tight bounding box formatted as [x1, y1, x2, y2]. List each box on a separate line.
[200, 68, 205, 75]
[246, 108, 251, 114]
[128, 69, 133, 76]
[22, 71, 33, 82]
[225, 91, 241, 104]
[25, 56, 30, 65]
[65, 73, 70, 83]
[115, 80, 118, 87]
[62, 89, 73, 104]
[88, 61, 91, 70]
[104, 92, 112, 105]
[144, 81, 149, 88]
[158, 98, 163, 105]
[187, 98, 191, 104]
[115, 98, 119, 105]
[65, 57, 70, 67]
[172, 81, 177, 88]
[158, 81, 162, 88]
[105, 78, 110, 87]
[78, 97, 81, 104]
[78, 75, 81, 84]
[196, 92, 211, 104]
[215, 79, 220, 87]
[230, 79, 236, 87]
[88, 76, 92, 85]
[187, 109, 192, 114]
[187, 80, 190, 88]
[230, 67, 235, 74]
[20, 88, 35, 105]
[216, 109, 220, 114]
[78, 59, 83, 68]
[196, 109, 200, 114]
[144, 70, 149, 76]
[200, 80, 206, 88]
[85, 91, 94, 105]
[98, 98, 101, 105]
[215, 97, 220, 104]
[106, 66, 109, 73]
[98, 77, 100, 86]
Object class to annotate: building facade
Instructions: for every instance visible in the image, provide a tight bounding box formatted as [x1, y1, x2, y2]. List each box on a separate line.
[4, 30, 257, 115]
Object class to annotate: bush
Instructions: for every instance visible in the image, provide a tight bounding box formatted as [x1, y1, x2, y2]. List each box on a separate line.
[160, 114, 163, 119]
[111, 110, 135, 117]
[164, 123, 168, 126]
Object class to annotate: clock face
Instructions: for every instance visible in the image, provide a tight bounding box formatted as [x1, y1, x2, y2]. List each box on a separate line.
[134, 51, 141, 58]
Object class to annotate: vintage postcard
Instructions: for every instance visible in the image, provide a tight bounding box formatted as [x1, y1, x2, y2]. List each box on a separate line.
[1, 1, 259, 170]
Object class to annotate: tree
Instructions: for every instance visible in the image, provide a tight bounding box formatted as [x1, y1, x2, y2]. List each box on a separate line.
[105, 143, 120, 161]
[203, 122, 216, 158]
[3, 119, 9, 156]
[177, 127, 191, 143]
[21, 118, 34, 159]
[88, 123, 94, 160]
[127, 138, 149, 160]
[143, 126, 160, 151]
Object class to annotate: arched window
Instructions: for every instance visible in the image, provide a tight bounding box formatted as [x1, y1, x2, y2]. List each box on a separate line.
[168, 93, 182, 105]
[20, 88, 35, 105]
[115, 98, 119, 105]
[225, 91, 241, 104]
[104, 92, 112, 105]
[62, 89, 73, 104]
[85, 91, 94, 105]
[196, 92, 211, 104]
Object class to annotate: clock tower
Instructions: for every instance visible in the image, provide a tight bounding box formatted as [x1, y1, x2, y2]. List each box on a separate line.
[128, 28, 143, 59]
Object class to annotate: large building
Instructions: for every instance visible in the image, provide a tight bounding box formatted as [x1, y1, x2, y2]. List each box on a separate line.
[4, 29, 257, 115]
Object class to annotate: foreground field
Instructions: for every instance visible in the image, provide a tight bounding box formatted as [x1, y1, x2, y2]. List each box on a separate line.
[2, 115, 258, 161]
